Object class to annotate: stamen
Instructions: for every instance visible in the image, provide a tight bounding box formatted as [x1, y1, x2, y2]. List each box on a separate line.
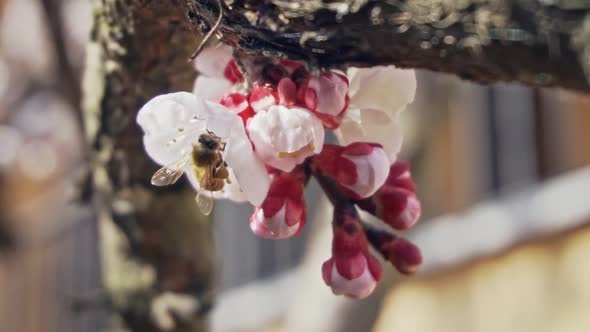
[277, 144, 314, 159]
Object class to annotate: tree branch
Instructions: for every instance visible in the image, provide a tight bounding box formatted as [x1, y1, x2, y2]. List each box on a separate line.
[188, 0, 590, 92]
[83, 1, 213, 331]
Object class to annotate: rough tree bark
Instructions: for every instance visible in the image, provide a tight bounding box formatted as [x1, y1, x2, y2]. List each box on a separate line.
[82, 0, 590, 331]
[83, 1, 214, 331]
[188, 0, 590, 92]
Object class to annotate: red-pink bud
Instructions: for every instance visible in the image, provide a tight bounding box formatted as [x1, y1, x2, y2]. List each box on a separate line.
[356, 189, 421, 231]
[356, 161, 421, 230]
[365, 228, 422, 275]
[223, 60, 244, 83]
[249, 171, 306, 239]
[249, 84, 278, 113]
[386, 161, 416, 192]
[314, 143, 390, 199]
[220, 93, 255, 125]
[277, 77, 297, 106]
[299, 71, 349, 129]
[279, 59, 305, 75]
[383, 237, 422, 275]
[377, 187, 421, 230]
[322, 203, 382, 299]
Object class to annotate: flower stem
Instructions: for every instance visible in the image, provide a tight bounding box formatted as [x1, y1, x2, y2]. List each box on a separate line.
[312, 163, 400, 256]
[312, 172, 351, 207]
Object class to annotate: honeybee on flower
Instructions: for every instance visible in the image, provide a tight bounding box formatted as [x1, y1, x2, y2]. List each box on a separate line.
[137, 92, 270, 213]
[136, 44, 422, 300]
[151, 129, 232, 215]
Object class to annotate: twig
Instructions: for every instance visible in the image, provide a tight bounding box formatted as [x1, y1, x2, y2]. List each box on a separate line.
[189, 0, 223, 61]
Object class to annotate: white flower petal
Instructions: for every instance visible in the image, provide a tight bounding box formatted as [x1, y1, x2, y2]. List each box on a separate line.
[194, 44, 233, 78]
[224, 133, 270, 206]
[201, 100, 244, 140]
[348, 66, 416, 115]
[137, 92, 201, 135]
[336, 108, 404, 163]
[247, 105, 325, 172]
[193, 76, 232, 103]
[137, 92, 206, 165]
[141, 133, 189, 167]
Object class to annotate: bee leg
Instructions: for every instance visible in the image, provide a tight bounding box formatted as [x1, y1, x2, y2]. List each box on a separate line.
[214, 164, 230, 180]
[215, 154, 224, 168]
[214, 179, 226, 191]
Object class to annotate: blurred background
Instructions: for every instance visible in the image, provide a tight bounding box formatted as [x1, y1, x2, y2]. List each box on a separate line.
[1, 0, 590, 332]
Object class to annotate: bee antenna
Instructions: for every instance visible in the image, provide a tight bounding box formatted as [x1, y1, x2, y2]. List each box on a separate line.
[193, 114, 208, 126]
[189, 0, 224, 62]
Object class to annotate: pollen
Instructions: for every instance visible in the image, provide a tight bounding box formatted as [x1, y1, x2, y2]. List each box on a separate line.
[277, 144, 314, 159]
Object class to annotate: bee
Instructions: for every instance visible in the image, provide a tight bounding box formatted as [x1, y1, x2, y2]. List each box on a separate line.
[151, 130, 231, 215]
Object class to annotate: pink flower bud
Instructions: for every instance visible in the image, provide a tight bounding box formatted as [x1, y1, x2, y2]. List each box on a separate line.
[277, 77, 297, 106]
[376, 187, 421, 230]
[220, 93, 255, 125]
[279, 59, 305, 75]
[386, 161, 416, 192]
[249, 171, 306, 239]
[300, 71, 349, 128]
[223, 60, 244, 84]
[365, 228, 422, 275]
[358, 187, 421, 231]
[356, 161, 421, 230]
[314, 143, 390, 199]
[322, 204, 382, 299]
[384, 237, 422, 275]
[249, 84, 278, 113]
[321, 253, 382, 299]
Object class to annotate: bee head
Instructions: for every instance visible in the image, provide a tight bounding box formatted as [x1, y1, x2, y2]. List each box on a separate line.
[198, 133, 220, 150]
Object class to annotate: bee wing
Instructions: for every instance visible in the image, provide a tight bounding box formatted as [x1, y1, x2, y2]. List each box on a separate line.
[151, 157, 190, 186]
[195, 190, 214, 216]
[194, 163, 216, 215]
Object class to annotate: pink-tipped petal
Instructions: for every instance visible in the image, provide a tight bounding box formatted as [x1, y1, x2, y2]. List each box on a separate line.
[247, 105, 325, 172]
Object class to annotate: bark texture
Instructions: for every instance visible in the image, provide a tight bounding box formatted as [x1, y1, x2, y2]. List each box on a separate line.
[83, 1, 214, 331]
[188, 0, 590, 92]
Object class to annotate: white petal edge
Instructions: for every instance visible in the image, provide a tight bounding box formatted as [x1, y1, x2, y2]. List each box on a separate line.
[347, 66, 416, 116]
[194, 44, 233, 78]
[193, 76, 232, 103]
[137, 92, 206, 166]
[336, 108, 404, 163]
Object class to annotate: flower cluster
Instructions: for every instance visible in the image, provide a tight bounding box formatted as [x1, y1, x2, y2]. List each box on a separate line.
[137, 44, 421, 299]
